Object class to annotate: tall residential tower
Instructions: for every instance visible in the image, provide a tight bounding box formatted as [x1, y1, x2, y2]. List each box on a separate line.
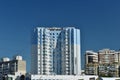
[31, 27, 81, 75]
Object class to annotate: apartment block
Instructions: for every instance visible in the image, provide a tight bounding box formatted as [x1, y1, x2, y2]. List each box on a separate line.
[85, 51, 98, 64]
[85, 49, 120, 77]
[85, 50, 98, 75]
[0, 55, 26, 79]
[98, 49, 120, 77]
[31, 27, 81, 75]
[98, 49, 116, 64]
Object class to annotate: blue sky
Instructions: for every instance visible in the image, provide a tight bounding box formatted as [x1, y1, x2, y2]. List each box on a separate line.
[0, 0, 120, 71]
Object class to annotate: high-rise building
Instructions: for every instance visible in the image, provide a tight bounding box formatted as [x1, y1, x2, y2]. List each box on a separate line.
[31, 27, 81, 75]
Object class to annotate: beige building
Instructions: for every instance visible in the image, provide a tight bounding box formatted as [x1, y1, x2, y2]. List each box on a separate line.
[85, 49, 120, 77]
[98, 49, 120, 77]
[0, 55, 26, 79]
[98, 49, 116, 64]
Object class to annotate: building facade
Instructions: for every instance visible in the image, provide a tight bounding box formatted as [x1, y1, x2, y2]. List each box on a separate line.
[85, 50, 98, 75]
[98, 49, 116, 64]
[85, 51, 98, 64]
[85, 49, 120, 77]
[0, 55, 26, 79]
[98, 49, 120, 77]
[31, 27, 81, 75]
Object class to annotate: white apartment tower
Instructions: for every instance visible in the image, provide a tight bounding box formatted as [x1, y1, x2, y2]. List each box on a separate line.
[31, 27, 81, 75]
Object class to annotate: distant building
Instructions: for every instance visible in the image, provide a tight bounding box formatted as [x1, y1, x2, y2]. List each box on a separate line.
[31, 27, 81, 75]
[85, 49, 120, 77]
[98, 49, 120, 77]
[85, 50, 98, 75]
[0, 55, 26, 80]
[98, 49, 116, 64]
[85, 50, 98, 64]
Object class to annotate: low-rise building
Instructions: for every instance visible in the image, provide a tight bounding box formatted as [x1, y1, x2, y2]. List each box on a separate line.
[29, 75, 98, 80]
[0, 55, 26, 80]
